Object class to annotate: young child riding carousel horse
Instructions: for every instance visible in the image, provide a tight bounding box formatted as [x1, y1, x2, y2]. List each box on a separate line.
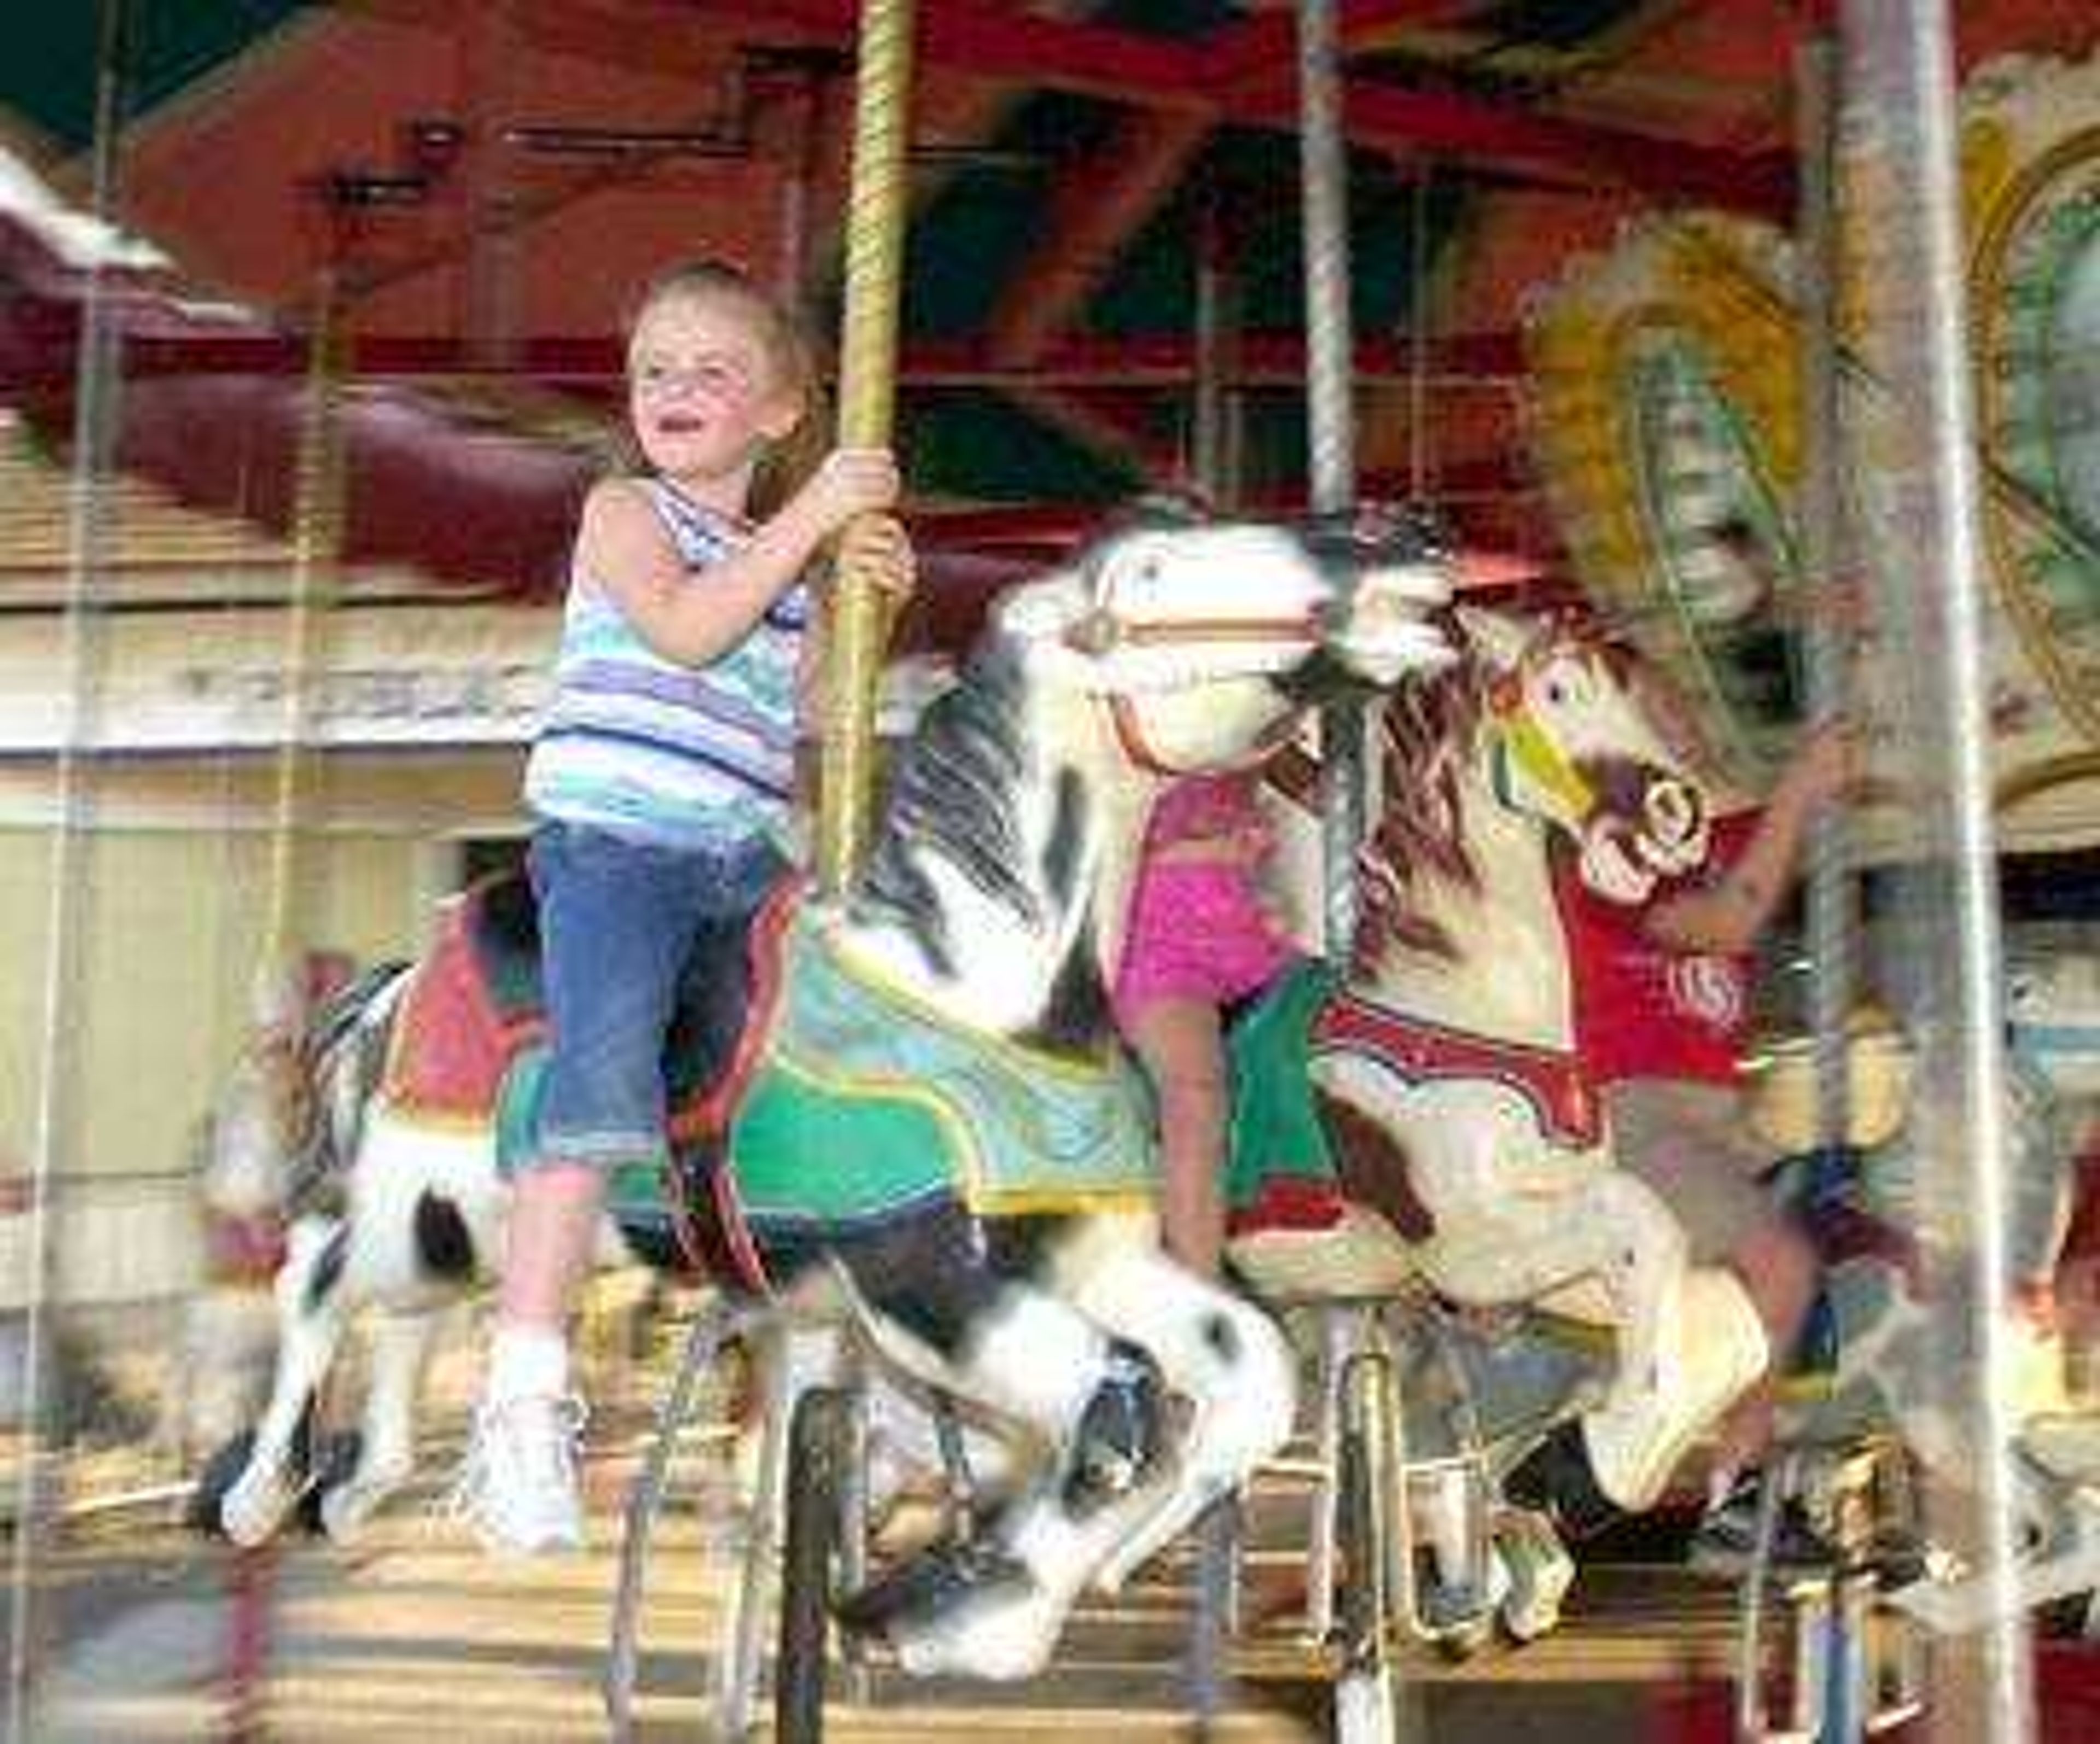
[1115, 771, 1301, 1276]
[457, 259, 913, 1553]
[1556, 678, 1861, 1556]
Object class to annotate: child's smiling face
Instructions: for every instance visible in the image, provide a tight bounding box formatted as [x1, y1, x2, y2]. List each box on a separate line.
[627, 289, 800, 493]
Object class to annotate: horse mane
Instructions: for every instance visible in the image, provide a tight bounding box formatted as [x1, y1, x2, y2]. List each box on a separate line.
[859, 630, 1039, 978]
[1353, 610, 1641, 973]
[1354, 643, 1487, 970]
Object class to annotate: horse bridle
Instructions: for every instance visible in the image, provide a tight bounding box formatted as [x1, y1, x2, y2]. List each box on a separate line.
[1485, 647, 1602, 823]
[1063, 555, 1339, 779]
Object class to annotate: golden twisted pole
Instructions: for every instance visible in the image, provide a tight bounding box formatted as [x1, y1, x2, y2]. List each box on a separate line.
[815, 0, 915, 898]
[261, 276, 347, 981]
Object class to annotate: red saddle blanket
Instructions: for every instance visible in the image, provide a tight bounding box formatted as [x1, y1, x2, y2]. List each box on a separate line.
[382, 896, 544, 1119]
[380, 876, 797, 1138]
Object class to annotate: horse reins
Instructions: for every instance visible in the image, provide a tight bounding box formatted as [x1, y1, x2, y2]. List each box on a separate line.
[1066, 591, 1330, 779]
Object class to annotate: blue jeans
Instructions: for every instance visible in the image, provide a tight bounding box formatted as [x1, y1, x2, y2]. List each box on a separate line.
[527, 821, 786, 1172]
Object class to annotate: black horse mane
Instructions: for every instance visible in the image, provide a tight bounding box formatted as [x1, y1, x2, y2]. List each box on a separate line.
[858, 631, 1039, 979]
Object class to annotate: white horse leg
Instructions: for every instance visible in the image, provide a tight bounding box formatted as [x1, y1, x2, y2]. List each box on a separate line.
[850, 1224, 1294, 1684]
[1564, 1175, 1768, 1512]
[220, 1214, 354, 1546]
[1491, 1506, 1576, 1642]
[317, 1306, 440, 1542]
[1059, 1233, 1297, 1591]
[843, 1279, 1118, 1681]
[1426, 1169, 1766, 1513]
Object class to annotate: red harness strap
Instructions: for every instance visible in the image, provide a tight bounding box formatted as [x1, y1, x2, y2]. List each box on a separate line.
[663, 880, 804, 1295]
[1311, 991, 1602, 1150]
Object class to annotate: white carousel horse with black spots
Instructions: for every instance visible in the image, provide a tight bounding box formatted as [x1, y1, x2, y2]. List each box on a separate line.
[184, 961, 409, 1518]
[1232, 606, 1762, 1534]
[202, 505, 1457, 1682]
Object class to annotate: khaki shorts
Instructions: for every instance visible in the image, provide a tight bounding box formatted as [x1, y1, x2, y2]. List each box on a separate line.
[1605, 1077, 1779, 1264]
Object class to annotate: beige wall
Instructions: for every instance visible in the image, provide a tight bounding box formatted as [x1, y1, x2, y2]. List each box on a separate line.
[0, 748, 528, 1306]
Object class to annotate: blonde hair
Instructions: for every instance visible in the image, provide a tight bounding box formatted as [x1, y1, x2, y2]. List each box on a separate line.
[622, 258, 830, 517]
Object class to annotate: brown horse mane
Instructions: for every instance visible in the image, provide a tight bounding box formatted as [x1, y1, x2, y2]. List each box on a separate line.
[1353, 642, 1488, 971]
[1352, 610, 1632, 976]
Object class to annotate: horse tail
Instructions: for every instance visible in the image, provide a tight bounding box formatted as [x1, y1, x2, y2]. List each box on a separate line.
[288, 961, 412, 1215]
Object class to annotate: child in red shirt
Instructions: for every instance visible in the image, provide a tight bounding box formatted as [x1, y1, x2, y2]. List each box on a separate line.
[1558, 703, 1857, 1550]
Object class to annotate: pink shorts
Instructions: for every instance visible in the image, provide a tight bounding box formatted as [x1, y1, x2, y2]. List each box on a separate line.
[1113, 859, 1295, 1029]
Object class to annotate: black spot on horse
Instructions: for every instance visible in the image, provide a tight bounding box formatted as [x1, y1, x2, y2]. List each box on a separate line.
[305, 1227, 348, 1313]
[1039, 767, 1086, 911]
[861, 638, 1032, 973]
[1022, 908, 1107, 1054]
[413, 1191, 476, 1280]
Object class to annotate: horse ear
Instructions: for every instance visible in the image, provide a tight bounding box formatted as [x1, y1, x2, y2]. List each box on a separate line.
[1455, 604, 1527, 675]
[1113, 491, 1211, 532]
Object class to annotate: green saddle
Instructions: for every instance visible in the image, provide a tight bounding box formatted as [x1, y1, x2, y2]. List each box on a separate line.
[495, 915, 1161, 1232]
[725, 913, 1159, 1226]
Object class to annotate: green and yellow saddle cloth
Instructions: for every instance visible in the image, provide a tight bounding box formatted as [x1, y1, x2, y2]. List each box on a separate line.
[497, 905, 1160, 1239]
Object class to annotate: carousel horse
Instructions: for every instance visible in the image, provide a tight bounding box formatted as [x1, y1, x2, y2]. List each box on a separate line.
[1739, 952, 2100, 1635]
[183, 961, 408, 1507]
[1229, 605, 1765, 1544]
[170, 965, 404, 1460]
[201, 506, 1458, 1682]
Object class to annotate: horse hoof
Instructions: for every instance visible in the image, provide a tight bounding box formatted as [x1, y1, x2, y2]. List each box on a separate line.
[316, 1483, 382, 1543]
[835, 1537, 1060, 1682]
[889, 1577, 1061, 1683]
[832, 1536, 1029, 1640]
[1504, 1421, 1621, 1541]
[1433, 1615, 1492, 1661]
[187, 1430, 258, 1538]
[1494, 1515, 1573, 1645]
[220, 1468, 306, 1548]
[298, 1431, 368, 1537]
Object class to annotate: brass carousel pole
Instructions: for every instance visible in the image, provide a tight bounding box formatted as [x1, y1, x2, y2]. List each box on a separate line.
[260, 277, 347, 987]
[814, 0, 915, 900]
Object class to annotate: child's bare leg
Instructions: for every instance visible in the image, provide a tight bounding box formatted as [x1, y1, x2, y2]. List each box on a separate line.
[498, 1162, 608, 1329]
[1709, 1215, 1818, 1480]
[457, 1161, 609, 1553]
[1128, 998, 1229, 1277]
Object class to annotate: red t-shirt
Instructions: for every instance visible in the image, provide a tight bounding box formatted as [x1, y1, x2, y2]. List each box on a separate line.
[1554, 810, 1760, 1086]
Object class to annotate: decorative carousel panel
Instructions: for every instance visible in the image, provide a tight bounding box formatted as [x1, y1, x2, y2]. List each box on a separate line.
[1524, 56, 2100, 856]
[1523, 214, 1806, 791]
[1966, 53, 2100, 768]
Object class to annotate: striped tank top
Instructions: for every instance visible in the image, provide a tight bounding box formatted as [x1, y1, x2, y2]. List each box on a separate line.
[524, 479, 809, 850]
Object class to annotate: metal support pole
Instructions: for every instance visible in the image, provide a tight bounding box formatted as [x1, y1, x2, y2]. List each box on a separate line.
[1841, 2, 2032, 1736]
[6, 7, 130, 1736]
[814, 0, 914, 900]
[1297, 0, 1363, 959]
[1186, 171, 1244, 1734]
[1191, 178, 1240, 509]
[1795, 33, 1856, 1147]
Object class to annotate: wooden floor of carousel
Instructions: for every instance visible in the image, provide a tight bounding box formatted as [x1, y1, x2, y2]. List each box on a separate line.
[19, 1347, 1754, 1742]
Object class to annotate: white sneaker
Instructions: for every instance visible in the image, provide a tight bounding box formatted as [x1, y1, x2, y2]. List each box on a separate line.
[450, 1392, 588, 1553]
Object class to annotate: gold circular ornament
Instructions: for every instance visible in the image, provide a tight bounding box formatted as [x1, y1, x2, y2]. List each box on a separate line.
[1968, 55, 2100, 746]
[1526, 218, 1807, 788]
